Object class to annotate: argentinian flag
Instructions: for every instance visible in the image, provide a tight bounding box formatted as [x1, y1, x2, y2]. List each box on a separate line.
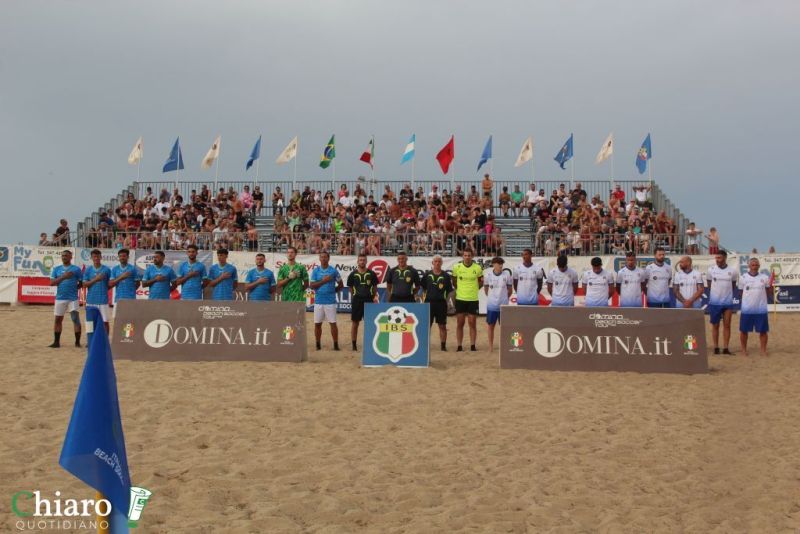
[400, 133, 415, 164]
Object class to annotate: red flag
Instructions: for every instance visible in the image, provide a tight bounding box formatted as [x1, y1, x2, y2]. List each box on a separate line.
[359, 137, 374, 169]
[436, 135, 455, 174]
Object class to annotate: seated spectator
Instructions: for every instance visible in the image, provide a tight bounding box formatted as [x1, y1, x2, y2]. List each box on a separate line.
[39, 232, 49, 246]
[481, 174, 494, 199]
[54, 219, 71, 245]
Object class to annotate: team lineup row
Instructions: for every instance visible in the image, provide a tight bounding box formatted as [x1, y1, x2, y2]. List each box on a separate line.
[47, 246, 773, 355]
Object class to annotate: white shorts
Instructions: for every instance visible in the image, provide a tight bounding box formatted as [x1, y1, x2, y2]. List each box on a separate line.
[54, 300, 79, 316]
[87, 304, 111, 322]
[314, 304, 337, 323]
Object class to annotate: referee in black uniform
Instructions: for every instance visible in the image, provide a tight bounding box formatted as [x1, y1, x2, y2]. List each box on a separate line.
[347, 253, 379, 351]
[386, 251, 420, 303]
[422, 254, 453, 351]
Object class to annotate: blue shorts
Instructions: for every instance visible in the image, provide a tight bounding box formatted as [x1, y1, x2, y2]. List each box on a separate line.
[647, 301, 672, 309]
[486, 310, 501, 325]
[739, 313, 769, 334]
[707, 304, 734, 325]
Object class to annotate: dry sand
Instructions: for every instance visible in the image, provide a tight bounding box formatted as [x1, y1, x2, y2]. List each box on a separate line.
[1, 305, 799, 533]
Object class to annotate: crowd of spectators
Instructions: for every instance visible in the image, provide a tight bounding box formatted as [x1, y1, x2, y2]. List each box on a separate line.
[50, 177, 712, 255]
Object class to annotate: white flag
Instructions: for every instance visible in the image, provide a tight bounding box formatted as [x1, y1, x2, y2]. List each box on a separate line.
[201, 136, 221, 170]
[514, 137, 533, 167]
[595, 133, 614, 164]
[276, 136, 298, 164]
[127, 136, 143, 165]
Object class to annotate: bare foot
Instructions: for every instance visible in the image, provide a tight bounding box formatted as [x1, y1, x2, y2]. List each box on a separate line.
[760, 351, 768, 357]
[742, 349, 749, 357]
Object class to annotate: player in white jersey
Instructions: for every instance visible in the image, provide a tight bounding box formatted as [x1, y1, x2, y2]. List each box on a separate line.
[644, 247, 673, 308]
[513, 248, 545, 306]
[673, 256, 704, 309]
[738, 257, 772, 356]
[581, 257, 615, 307]
[616, 251, 646, 307]
[484, 257, 513, 352]
[547, 254, 579, 307]
[706, 250, 739, 354]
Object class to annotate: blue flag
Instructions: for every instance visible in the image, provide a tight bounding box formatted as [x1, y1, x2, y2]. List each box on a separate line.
[60, 307, 131, 533]
[554, 134, 574, 170]
[162, 137, 184, 173]
[246, 135, 261, 171]
[477, 135, 492, 172]
[636, 133, 652, 174]
[400, 134, 415, 164]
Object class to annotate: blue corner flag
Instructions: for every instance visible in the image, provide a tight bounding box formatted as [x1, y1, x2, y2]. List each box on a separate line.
[477, 135, 493, 172]
[246, 135, 262, 171]
[554, 134, 574, 170]
[636, 133, 652, 174]
[162, 137, 184, 173]
[60, 308, 131, 533]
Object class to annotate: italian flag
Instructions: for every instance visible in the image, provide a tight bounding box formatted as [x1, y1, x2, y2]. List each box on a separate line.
[360, 137, 374, 169]
[374, 314, 417, 362]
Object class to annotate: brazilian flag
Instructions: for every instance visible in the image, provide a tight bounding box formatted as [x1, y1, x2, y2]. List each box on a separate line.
[319, 134, 336, 169]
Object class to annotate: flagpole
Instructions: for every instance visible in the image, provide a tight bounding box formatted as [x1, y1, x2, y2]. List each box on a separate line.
[97, 491, 109, 534]
[214, 138, 220, 192]
[292, 145, 297, 192]
[450, 133, 455, 194]
[611, 147, 615, 191]
[411, 157, 415, 191]
[570, 157, 574, 191]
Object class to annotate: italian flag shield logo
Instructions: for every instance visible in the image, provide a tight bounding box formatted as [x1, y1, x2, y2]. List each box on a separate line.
[372, 306, 419, 363]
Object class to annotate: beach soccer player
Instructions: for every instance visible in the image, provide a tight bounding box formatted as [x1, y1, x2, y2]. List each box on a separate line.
[484, 257, 512, 352]
[48, 249, 82, 348]
[245, 253, 276, 302]
[673, 256, 704, 309]
[582, 257, 615, 307]
[706, 250, 739, 354]
[386, 251, 420, 303]
[176, 244, 207, 300]
[547, 254, 579, 307]
[645, 247, 673, 308]
[207, 248, 238, 301]
[421, 254, 452, 351]
[141, 250, 177, 300]
[82, 248, 112, 332]
[310, 251, 343, 351]
[513, 248, 544, 306]
[277, 246, 309, 302]
[616, 251, 646, 307]
[109, 248, 140, 318]
[347, 253, 379, 351]
[452, 249, 483, 351]
[738, 257, 772, 357]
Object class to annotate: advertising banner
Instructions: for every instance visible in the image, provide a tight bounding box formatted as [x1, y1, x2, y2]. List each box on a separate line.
[0, 245, 72, 277]
[500, 306, 708, 374]
[111, 300, 307, 362]
[0, 277, 18, 304]
[17, 277, 56, 304]
[362, 303, 430, 368]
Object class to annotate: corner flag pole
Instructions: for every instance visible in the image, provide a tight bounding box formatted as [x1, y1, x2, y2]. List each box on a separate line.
[96, 491, 109, 534]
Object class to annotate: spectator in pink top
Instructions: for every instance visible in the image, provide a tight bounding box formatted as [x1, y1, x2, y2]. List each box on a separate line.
[239, 185, 254, 210]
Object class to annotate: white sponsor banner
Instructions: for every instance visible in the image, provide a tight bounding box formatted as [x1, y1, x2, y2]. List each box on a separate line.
[20, 284, 57, 297]
[74, 248, 121, 268]
[0, 277, 18, 304]
[0, 245, 74, 277]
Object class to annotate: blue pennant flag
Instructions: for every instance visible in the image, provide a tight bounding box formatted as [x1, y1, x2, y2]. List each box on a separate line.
[60, 307, 131, 533]
[162, 137, 184, 173]
[554, 134, 574, 170]
[636, 133, 652, 174]
[400, 134, 415, 164]
[477, 135, 493, 172]
[246, 135, 262, 171]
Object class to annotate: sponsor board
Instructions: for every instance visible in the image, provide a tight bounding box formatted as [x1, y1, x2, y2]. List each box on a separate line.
[500, 306, 708, 374]
[17, 277, 57, 304]
[362, 303, 430, 368]
[111, 300, 307, 362]
[0, 245, 71, 277]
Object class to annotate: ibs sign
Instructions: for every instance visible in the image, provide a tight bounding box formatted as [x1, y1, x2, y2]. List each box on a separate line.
[362, 303, 429, 368]
[500, 306, 708, 374]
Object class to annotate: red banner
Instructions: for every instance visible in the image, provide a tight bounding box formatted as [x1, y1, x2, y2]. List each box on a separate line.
[18, 277, 56, 304]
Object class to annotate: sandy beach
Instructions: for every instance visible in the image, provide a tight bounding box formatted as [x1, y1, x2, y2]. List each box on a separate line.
[1, 305, 799, 533]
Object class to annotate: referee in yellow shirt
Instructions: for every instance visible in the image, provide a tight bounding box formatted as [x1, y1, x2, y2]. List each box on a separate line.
[452, 249, 484, 351]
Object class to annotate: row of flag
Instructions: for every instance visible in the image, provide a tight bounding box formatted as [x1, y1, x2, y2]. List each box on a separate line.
[128, 133, 654, 176]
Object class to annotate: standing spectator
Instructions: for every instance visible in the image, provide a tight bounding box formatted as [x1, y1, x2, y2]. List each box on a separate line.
[738, 257, 772, 357]
[685, 222, 701, 255]
[54, 219, 71, 245]
[705, 227, 720, 255]
[673, 256, 704, 309]
[633, 184, 652, 208]
[38, 233, 49, 246]
[481, 174, 494, 199]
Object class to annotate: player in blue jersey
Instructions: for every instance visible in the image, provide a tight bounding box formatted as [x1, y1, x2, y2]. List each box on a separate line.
[738, 257, 772, 357]
[310, 251, 343, 351]
[48, 249, 83, 348]
[207, 248, 238, 301]
[109, 248, 140, 318]
[142, 251, 177, 300]
[82, 249, 112, 332]
[245, 253, 276, 301]
[176, 244, 207, 300]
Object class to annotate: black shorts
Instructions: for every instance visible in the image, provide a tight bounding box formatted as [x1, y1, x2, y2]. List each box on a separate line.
[454, 299, 479, 315]
[427, 300, 448, 325]
[389, 295, 415, 303]
[351, 297, 370, 322]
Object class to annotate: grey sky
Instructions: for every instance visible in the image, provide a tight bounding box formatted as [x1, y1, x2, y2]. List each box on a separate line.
[1, 0, 798, 251]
